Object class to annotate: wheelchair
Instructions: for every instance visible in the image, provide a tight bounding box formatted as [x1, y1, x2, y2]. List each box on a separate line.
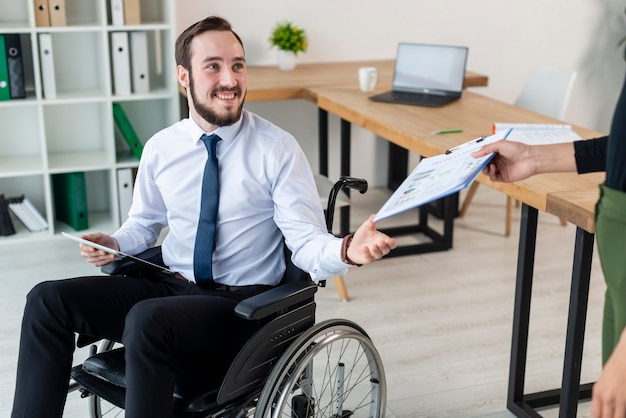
[68, 176, 387, 418]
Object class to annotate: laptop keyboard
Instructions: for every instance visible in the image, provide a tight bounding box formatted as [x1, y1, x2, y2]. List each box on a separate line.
[390, 91, 452, 105]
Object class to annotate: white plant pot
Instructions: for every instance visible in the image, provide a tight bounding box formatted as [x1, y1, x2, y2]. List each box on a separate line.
[277, 49, 296, 71]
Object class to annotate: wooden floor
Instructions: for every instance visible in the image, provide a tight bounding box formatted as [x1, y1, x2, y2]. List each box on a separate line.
[0, 185, 605, 417]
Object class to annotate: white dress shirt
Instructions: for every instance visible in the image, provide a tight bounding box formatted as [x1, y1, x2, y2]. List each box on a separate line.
[112, 109, 349, 285]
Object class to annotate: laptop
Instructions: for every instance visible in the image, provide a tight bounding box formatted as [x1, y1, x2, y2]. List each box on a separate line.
[369, 43, 469, 107]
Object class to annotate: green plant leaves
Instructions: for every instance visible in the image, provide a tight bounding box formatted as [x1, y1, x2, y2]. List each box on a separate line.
[269, 21, 308, 55]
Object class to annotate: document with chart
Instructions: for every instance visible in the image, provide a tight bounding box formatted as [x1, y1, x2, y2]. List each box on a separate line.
[374, 129, 511, 222]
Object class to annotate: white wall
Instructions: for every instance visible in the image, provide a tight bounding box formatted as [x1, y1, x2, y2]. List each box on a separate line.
[175, 0, 626, 186]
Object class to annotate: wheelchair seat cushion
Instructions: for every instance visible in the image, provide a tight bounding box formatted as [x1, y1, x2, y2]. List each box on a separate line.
[81, 346, 221, 412]
[82, 347, 127, 387]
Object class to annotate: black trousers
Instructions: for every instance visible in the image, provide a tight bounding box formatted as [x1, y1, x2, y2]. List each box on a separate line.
[11, 274, 268, 418]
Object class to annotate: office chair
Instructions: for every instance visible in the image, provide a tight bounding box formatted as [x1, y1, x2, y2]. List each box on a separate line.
[459, 67, 577, 236]
[68, 176, 386, 418]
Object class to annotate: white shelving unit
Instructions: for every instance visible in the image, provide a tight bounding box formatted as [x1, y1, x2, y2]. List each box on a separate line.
[0, 0, 179, 243]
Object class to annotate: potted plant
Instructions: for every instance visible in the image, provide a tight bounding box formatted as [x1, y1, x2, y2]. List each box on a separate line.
[269, 21, 308, 71]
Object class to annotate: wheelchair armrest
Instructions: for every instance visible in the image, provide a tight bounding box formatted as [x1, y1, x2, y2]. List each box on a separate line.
[235, 281, 318, 321]
[101, 246, 163, 276]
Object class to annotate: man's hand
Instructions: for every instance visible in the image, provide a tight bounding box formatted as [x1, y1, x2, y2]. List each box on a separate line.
[346, 215, 396, 265]
[78, 232, 120, 267]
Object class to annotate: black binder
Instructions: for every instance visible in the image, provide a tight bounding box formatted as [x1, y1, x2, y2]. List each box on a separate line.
[5, 34, 25, 99]
[0, 194, 16, 236]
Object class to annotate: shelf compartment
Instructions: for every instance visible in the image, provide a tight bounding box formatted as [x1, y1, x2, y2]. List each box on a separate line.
[51, 169, 114, 233]
[0, 174, 49, 238]
[108, 29, 175, 97]
[105, 0, 169, 26]
[0, 104, 44, 175]
[43, 101, 114, 170]
[37, 31, 108, 99]
[113, 98, 177, 164]
[0, 0, 29, 28]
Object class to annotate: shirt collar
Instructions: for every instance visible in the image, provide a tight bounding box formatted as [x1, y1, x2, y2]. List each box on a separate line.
[187, 110, 246, 145]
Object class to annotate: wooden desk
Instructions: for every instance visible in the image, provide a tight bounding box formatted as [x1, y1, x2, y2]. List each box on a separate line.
[312, 84, 606, 417]
[245, 60, 489, 103]
[547, 188, 599, 233]
[313, 85, 603, 240]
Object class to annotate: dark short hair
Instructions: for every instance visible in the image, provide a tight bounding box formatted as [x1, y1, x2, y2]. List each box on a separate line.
[175, 16, 245, 70]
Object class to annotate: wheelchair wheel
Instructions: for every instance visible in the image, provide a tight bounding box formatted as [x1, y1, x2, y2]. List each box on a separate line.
[86, 339, 124, 418]
[255, 319, 386, 418]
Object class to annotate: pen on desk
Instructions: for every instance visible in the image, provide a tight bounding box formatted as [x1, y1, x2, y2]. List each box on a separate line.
[445, 136, 486, 154]
[432, 129, 463, 135]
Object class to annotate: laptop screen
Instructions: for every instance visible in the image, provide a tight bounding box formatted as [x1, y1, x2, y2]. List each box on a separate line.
[392, 43, 468, 95]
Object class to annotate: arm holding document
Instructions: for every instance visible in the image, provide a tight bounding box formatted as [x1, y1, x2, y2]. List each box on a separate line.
[471, 137, 608, 183]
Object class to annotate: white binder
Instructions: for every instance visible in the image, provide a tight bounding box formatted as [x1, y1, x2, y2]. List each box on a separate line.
[38, 33, 56, 99]
[110, 0, 125, 26]
[111, 31, 131, 95]
[130, 31, 149, 94]
[116, 168, 134, 223]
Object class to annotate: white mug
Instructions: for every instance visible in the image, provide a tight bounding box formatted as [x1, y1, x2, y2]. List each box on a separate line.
[358, 67, 378, 92]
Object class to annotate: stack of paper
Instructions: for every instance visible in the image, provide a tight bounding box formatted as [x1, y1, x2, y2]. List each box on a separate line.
[493, 123, 582, 144]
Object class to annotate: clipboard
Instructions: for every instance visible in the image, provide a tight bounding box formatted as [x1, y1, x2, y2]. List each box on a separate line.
[374, 128, 511, 222]
[61, 232, 174, 274]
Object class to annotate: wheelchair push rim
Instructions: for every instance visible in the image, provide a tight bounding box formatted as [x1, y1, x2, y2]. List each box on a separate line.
[255, 319, 386, 418]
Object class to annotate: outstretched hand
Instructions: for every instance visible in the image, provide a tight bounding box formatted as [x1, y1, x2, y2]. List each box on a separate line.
[346, 215, 396, 265]
[78, 232, 120, 267]
[471, 140, 536, 183]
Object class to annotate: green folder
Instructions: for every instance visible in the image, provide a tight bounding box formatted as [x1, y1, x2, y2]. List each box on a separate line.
[113, 103, 143, 160]
[0, 35, 11, 101]
[52, 172, 89, 231]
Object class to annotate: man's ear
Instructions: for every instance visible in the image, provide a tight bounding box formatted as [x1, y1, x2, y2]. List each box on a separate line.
[177, 65, 189, 89]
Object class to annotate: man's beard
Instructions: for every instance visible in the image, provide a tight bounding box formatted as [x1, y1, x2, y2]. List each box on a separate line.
[189, 74, 245, 127]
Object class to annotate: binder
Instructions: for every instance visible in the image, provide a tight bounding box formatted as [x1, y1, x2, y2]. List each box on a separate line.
[110, 32, 131, 95]
[5, 34, 26, 99]
[48, 0, 67, 26]
[38, 33, 56, 99]
[21, 196, 48, 230]
[0, 195, 16, 236]
[116, 168, 134, 223]
[6, 195, 47, 232]
[112, 103, 143, 160]
[110, 0, 125, 26]
[52, 172, 89, 231]
[124, 0, 141, 25]
[130, 31, 149, 94]
[33, 0, 51, 27]
[0, 35, 10, 101]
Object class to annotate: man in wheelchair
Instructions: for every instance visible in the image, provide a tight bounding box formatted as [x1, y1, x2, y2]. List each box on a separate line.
[11, 16, 395, 418]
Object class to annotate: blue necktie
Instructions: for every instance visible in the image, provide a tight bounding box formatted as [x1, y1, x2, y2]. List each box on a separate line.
[193, 134, 222, 287]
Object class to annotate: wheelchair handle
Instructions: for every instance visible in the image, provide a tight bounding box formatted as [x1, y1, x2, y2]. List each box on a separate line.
[325, 176, 368, 233]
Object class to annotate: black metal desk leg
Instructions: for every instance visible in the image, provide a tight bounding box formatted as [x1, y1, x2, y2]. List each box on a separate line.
[318, 108, 329, 177]
[507, 204, 539, 417]
[559, 227, 595, 418]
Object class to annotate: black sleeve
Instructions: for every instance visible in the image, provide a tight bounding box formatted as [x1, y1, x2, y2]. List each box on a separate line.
[573, 136, 608, 173]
